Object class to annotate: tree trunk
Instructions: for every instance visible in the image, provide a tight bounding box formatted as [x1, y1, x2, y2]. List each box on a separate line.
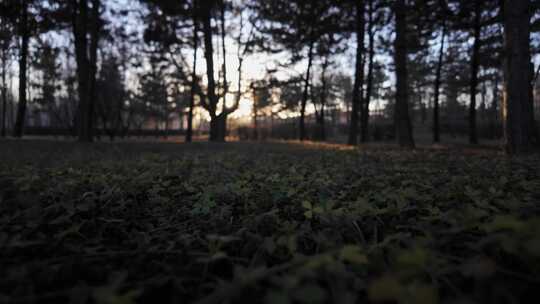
[300, 38, 315, 141]
[252, 99, 258, 140]
[316, 55, 329, 141]
[393, 0, 415, 148]
[1, 48, 7, 137]
[490, 76, 499, 139]
[469, 2, 481, 145]
[216, 0, 228, 142]
[529, 62, 539, 145]
[201, 3, 220, 141]
[348, 0, 365, 146]
[433, 19, 446, 143]
[209, 116, 220, 141]
[13, 0, 29, 138]
[9, 77, 14, 130]
[186, 10, 198, 143]
[85, 0, 100, 142]
[164, 111, 169, 139]
[503, 0, 533, 153]
[318, 105, 326, 141]
[480, 77, 487, 123]
[73, 0, 91, 142]
[361, 0, 374, 143]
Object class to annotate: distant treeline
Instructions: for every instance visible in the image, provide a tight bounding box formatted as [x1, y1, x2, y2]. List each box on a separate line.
[0, 0, 538, 153]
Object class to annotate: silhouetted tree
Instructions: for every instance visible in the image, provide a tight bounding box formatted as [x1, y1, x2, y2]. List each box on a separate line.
[0, 16, 14, 137]
[393, 0, 414, 148]
[32, 42, 60, 121]
[449, 0, 501, 144]
[96, 54, 126, 140]
[254, 0, 345, 141]
[503, 0, 534, 153]
[432, 0, 449, 143]
[347, 0, 365, 145]
[75, 0, 101, 142]
[11, 0, 30, 138]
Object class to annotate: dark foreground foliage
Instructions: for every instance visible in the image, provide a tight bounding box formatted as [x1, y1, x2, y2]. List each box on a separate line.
[1, 140, 539, 304]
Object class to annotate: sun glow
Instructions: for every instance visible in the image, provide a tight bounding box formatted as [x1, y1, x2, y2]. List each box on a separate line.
[230, 98, 253, 119]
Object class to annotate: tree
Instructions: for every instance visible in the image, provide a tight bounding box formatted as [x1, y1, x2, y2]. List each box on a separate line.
[347, 0, 365, 145]
[432, 1, 448, 143]
[312, 68, 345, 140]
[142, 0, 197, 141]
[186, 2, 198, 143]
[54, 49, 79, 132]
[277, 77, 304, 114]
[503, 0, 534, 153]
[214, 0, 257, 142]
[2, 0, 56, 137]
[144, 0, 251, 142]
[310, 31, 345, 141]
[13, 0, 30, 138]
[199, 0, 221, 141]
[313, 54, 330, 141]
[0, 16, 14, 137]
[138, 62, 170, 135]
[254, 0, 345, 141]
[360, 0, 378, 143]
[71, 0, 102, 142]
[32, 42, 60, 120]
[393, 0, 415, 148]
[334, 73, 353, 125]
[250, 79, 272, 139]
[449, 0, 501, 144]
[468, 1, 482, 144]
[96, 54, 126, 140]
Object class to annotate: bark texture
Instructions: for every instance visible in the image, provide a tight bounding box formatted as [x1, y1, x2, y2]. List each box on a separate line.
[361, 0, 374, 143]
[503, 0, 534, 154]
[433, 19, 446, 143]
[348, 0, 365, 146]
[393, 0, 415, 148]
[299, 38, 314, 141]
[13, 0, 29, 138]
[468, 2, 481, 144]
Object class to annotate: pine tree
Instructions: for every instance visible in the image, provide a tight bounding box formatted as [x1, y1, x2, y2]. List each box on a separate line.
[96, 55, 126, 140]
[32, 42, 60, 116]
[0, 15, 14, 137]
[253, 0, 346, 141]
[71, 0, 102, 142]
[348, 0, 365, 145]
[503, 0, 534, 153]
[393, 0, 415, 148]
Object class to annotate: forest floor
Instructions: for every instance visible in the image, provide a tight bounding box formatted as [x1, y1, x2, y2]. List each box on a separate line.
[1, 139, 540, 304]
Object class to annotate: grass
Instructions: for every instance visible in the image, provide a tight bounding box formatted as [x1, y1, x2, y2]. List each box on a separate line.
[1, 139, 539, 304]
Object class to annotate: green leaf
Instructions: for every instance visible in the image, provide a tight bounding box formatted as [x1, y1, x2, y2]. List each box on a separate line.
[368, 275, 404, 302]
[339, 245, 368, 265]
[304, 254, 334, 269]
[485, 216, 525, 232]
[302, 200, 312, 210]
[293, 284, 327, 304]
[264, 291, 291, 304]
[407, 283, 438, 304]
[313, 206, 324, 214]
[396, 247, 429, 269]
[93, 288, 140, 304]
[287, 235, 297, 253]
